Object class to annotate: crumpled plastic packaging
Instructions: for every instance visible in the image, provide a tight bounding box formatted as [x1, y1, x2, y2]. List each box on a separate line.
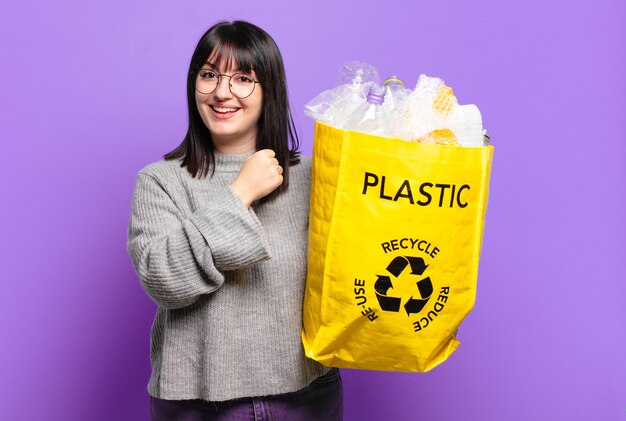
[304, 61, 380, 129]
[305, 63, 487, 147]
[391, 75, 484, 147]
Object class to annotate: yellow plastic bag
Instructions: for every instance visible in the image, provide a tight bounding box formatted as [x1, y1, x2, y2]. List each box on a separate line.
[302, 122, 494, 372]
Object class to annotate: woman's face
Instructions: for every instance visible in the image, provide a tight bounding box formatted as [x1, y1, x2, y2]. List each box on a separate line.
[195, 59, 263, 153]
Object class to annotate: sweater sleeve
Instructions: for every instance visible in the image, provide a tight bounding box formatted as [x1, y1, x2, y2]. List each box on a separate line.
[126, 171, 271, 309]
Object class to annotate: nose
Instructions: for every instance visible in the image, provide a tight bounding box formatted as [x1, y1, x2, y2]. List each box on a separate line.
[213, 75, 233, 99]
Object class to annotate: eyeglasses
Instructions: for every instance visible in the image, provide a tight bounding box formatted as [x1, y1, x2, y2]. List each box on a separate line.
[195, 69, 260, 99]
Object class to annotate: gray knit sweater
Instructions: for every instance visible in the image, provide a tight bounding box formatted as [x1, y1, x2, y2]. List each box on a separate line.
[126, 152, 328, 402]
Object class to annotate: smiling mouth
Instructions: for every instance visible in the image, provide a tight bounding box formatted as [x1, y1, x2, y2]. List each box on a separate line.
[210, 105, 239, 113]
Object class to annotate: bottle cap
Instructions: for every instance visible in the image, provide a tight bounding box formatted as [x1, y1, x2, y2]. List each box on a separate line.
[366, 86, 385, 104]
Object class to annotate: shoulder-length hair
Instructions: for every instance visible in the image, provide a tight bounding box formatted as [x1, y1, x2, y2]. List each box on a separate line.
[164, 20, 300, 201]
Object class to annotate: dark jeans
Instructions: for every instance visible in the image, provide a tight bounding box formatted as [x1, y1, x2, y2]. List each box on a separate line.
[150, 368, 343, 421]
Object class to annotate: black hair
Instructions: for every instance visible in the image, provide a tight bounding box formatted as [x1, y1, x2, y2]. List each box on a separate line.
[164, 20, 300, 201]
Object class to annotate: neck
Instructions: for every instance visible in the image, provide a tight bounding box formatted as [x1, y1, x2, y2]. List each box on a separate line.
[212, 134, 257, 154]
[211, 149, 255, 173]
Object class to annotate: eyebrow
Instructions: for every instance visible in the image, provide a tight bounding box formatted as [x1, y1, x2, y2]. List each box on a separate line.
[202, 62, 217, 70]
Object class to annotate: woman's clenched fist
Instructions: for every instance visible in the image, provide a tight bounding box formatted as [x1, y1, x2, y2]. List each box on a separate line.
[231, 149, 283, 207]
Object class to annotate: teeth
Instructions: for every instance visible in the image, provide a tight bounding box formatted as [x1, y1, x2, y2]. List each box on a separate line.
[212, 106, 238, 113]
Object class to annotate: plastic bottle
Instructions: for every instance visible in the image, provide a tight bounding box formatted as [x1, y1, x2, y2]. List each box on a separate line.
[304, 61, 380, 127]
[382, 76, 409, 116]
[342, 86, 390, 136]
[336, 61, 380, 86]
[322, 61, 380, 128]
[482, 129, 490, 146]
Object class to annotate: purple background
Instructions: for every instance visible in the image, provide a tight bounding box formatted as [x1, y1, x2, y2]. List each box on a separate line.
[1, 0, 624, 420]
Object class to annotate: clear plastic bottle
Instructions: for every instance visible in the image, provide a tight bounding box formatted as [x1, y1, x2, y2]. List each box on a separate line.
[322, 61, 380, 128]
[382, 76, 409, 116]
[304, 61, 380, 126]
[342, 86, 390, 136]
[336, 61, 380, 86]
[482, 129, 490, 146]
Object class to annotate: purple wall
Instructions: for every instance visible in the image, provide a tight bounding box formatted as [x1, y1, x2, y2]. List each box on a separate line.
[1, 0, 624, 420]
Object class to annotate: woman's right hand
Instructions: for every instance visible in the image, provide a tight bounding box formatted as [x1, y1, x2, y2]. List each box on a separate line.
[231, 149, 283, 207]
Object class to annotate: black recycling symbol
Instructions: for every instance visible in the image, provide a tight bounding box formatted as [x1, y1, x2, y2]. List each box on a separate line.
[374, 256, 434, 316]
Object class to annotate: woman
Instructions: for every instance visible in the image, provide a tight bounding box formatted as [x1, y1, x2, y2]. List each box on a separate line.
[127, 21, 343, 420]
